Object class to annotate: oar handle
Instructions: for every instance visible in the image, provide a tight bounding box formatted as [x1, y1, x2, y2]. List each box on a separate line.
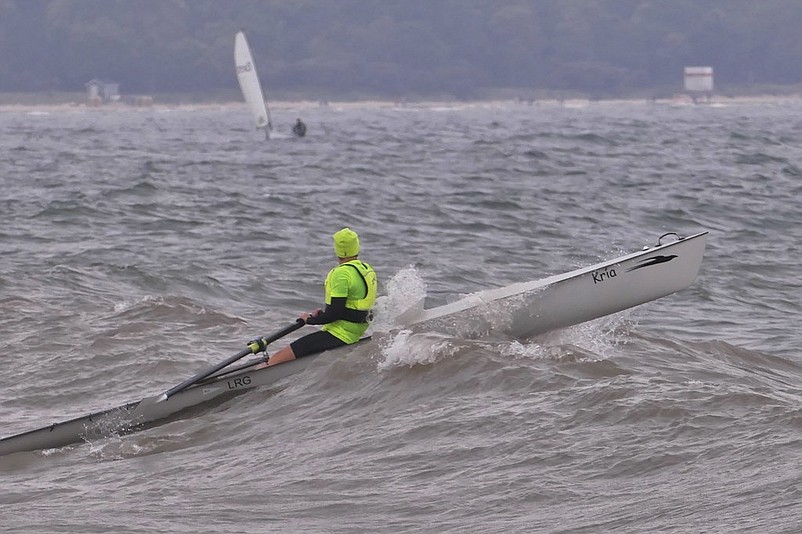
[158, 319, 305, 402]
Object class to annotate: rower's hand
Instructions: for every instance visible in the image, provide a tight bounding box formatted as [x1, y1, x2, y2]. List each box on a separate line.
[299, 309, 321, 324]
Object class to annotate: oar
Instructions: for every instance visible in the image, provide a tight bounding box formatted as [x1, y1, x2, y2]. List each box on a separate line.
[155, 319, 305, 402]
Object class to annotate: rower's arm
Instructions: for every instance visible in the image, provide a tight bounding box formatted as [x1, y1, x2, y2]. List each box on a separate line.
[305, 297, 347, 325]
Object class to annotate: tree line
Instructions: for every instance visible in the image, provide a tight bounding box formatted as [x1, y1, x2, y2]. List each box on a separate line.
[2, 0, 801, 100]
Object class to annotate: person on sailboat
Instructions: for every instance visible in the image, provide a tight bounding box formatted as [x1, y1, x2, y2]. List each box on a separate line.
[257, 227, 377, 367]
[292, 118, 307, 137]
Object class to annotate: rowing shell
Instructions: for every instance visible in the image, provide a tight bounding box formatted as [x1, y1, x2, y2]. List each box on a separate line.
[407, 231, 708, 339]
[0, 231, 708, 456]
[0, 355, 320, 457]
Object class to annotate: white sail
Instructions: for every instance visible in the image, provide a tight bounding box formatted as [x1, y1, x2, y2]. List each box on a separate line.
[234, 31, 272, 135]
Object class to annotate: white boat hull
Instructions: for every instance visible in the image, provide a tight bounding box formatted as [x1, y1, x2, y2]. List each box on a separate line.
[0, 231, 707, 456]
[410, 231, 708, 339]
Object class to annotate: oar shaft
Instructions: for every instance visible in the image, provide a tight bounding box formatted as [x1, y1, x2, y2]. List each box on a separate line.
[159, 319, 305, 402]
[159, 347, 252, 401]
[258, 319, 305, 346]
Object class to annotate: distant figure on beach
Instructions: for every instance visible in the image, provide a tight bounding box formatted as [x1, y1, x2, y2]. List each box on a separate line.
[292, 118, 307, 137]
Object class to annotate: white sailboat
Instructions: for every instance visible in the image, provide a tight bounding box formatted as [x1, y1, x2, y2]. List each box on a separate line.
[234, 30, 272, 139]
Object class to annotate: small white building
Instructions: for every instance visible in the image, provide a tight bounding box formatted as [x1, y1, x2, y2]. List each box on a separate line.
[683, 66, 714, 97]
[84, 79, 120, 103]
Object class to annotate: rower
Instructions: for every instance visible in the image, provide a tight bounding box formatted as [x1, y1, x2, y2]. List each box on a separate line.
[259, 227, 377, 367]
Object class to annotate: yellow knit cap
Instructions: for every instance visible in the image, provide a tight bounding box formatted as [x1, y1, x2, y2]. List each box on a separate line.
[333, 227, 360, 258]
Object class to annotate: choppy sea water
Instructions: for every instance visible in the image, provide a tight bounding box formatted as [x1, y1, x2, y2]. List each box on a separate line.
[0, 100, 800, 533]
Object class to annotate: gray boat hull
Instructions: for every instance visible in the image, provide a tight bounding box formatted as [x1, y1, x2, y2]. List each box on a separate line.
[0, 232, 708, 456]
[0, 355, 319, 457]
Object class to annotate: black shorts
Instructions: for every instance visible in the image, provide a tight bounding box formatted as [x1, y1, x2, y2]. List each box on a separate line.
[290, 330, 348, 358]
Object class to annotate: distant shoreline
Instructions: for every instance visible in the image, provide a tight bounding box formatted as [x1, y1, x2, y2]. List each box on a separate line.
[3, 93, 802, 114]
